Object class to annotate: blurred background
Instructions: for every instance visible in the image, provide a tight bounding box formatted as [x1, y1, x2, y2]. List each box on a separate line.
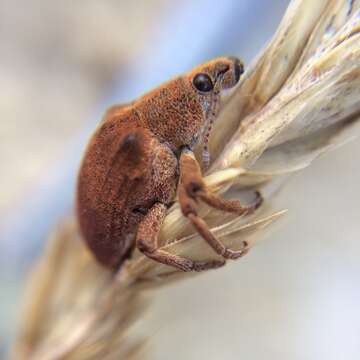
[1, 0, 359, 359]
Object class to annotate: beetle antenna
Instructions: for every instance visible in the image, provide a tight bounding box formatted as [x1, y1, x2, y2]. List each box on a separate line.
[202, 86, 221, 170]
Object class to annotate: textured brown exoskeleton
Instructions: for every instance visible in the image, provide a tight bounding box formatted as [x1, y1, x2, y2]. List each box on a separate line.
[77, 57, 262, 272]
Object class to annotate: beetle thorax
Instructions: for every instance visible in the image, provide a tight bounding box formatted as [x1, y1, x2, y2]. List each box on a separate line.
[134, 77, 218, 153]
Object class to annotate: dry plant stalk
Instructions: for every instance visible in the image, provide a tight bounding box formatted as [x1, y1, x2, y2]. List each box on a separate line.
[9, 0, 360, 359]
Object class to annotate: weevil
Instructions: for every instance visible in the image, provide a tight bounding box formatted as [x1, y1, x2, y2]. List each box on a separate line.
[77, 57, 262, 272]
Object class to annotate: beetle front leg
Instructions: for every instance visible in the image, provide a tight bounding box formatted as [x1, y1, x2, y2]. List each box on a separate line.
[136, 202, 225, 272]
[178, 148, 262, 260]
[179, 148, 262, 215]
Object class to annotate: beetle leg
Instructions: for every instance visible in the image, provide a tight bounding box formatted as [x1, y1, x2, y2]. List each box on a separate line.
[197, 189, 262, 216]
[178, 148, 262, 260]
[179, 147, 262, 215]
[136, 202, 225, 272]
[187, 213, 249, 260]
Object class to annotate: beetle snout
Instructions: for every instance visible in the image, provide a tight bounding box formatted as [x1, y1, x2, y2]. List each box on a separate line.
[221, 56, 244, 89]
[228, 56, 244, 84]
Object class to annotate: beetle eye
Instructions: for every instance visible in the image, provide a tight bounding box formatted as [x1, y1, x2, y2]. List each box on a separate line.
[193, 73, 213, 92]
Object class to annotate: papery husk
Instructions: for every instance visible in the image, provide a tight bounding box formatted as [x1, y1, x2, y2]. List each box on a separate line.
[212, 0, 360, 169]
[9, 1, 360, 359]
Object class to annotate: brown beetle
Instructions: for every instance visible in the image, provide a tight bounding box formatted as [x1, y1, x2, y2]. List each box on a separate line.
[77, 57, 262, 272]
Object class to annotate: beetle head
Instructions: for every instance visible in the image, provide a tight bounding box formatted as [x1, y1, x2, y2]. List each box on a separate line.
[187, 56, 244, 95]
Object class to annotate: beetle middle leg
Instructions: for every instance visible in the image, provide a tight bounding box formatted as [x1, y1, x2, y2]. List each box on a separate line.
[136, 202, 225, 272]
[178, 147, 262, 260]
